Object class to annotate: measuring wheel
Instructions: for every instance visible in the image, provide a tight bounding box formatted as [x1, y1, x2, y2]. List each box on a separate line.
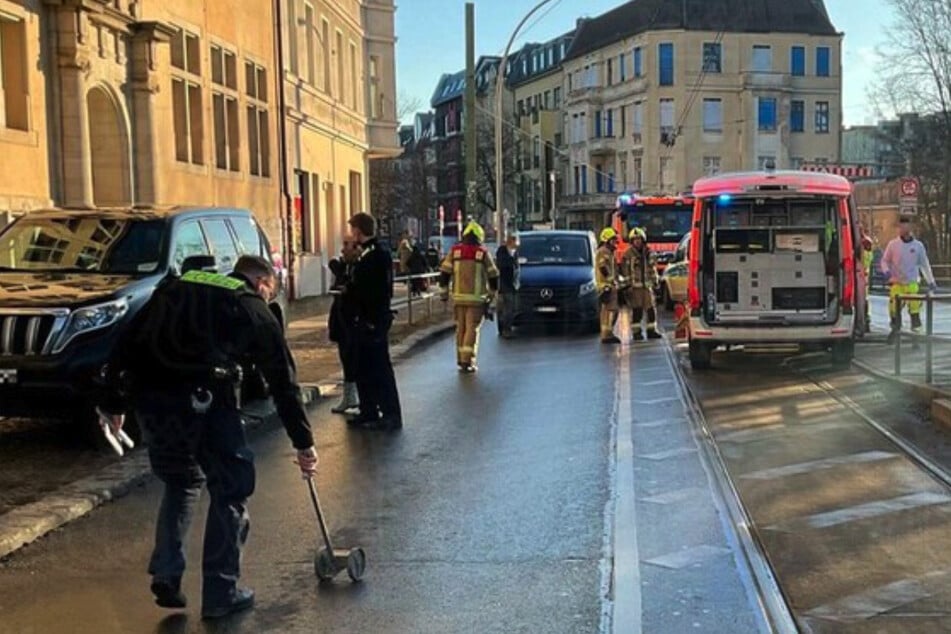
[346, 548, 367, 582]
[314, 547, 336, 581]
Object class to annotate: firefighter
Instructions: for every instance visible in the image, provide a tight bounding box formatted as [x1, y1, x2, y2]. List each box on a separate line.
[596, 228, 621, 344]
[622, 227, 662, 341]
[861, 233, 874, 334]
[439, 221, 499, 372]
[882, 217, 937, 345]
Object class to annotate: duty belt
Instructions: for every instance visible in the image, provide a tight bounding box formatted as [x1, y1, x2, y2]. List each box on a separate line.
[191, 365, 244, 414]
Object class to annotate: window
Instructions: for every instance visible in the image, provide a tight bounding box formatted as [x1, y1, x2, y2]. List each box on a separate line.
[230, 216, 265, 256]
[350, 42, 358, 110]
[321, 19, 331, 93]
[620, 105, 627, 137]
[304, 4, 316, 85]
[703, 156, 721, 176]
[211, 45, 239, 172]
[633, 157, 642, 190]
[752, 45, 772, 72]
[533, 137, 540, 168]
[702, 98, 722, 133]
[791, 46, 805, 76]
[171, 221, 209, 270]
[171, 27, 203, 165]
[553, 87, 561, 109]
[246, 60, 270, 177]
[607, 58, 614, 85]
[596, 168, 603, 193]
[369, 55, 382, 117]
[581, 165, 587, 193]
[573, 165, 580, 194]
[335, 31, 344, 101]
[594, 110, 602, 138]
[0, 15, 29, 131]
[816, 46, 830, 77]
[659, 43, 674, 85]
[815, 101, 830, 133]
[606, 109, 614, 137]
[632, 102, 644, 139]
[544, 90, 551, 110]
[660, 98, 675, 133]
[757, 97, 777, 131]
[201, 218, 240, 271]
[619, 53, 626, 81]
[757, 155, 775, 170]
[790, 99, 805, 132]
[791, 156, 804, 170]
[633, 47, 642, 77]
[702, 42, 722, 73]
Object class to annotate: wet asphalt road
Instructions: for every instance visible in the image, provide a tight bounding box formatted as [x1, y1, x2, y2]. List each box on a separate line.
[0, 328, 616, 634]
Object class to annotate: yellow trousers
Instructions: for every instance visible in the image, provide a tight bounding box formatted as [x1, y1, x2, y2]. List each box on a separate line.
[454, 304, 484, 366]
[889, 282, 920, 317]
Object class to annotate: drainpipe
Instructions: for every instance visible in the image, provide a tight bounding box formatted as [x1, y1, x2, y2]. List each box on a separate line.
[274, 0, 295, 299]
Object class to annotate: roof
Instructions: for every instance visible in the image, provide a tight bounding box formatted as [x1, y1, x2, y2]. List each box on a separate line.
[691, 170, 853, 197]
[507, 30, 576, 88]
[430, 57, 502, 108]
[566, 0, 838, 62]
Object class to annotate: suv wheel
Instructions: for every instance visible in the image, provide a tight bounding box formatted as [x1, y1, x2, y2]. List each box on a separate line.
[831, 339, 854, 367]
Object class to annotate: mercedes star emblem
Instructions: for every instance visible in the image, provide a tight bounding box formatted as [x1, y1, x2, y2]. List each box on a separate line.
[540, 288, 553, 299]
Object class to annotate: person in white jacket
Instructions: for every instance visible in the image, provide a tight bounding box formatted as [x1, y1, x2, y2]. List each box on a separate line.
[880, 217, 937, 344]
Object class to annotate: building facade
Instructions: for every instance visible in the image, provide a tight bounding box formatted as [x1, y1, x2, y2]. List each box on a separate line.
[559, 0, 842, 230]
[507, 30, 574, 228]
[0, 0, 399, 298]
[280, 0, 400, 297]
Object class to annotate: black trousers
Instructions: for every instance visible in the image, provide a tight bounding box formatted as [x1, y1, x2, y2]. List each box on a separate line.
[354, 323, 402, 422]
[134, 390, 254, 607]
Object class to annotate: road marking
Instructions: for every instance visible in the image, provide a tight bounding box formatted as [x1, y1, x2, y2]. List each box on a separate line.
[644, 544, 732, 570]
[641, 486, 706, 505]
[609, 348, 642, 634]
[637, 447, 696, 461]
[632, 417, 687, 428]
[717, 419, 853, 444]
[739, 450, 898, 480]
[632, 396, 681, 405]
[768, 491, 951, 532]
[804, 569, 951, 622]
[637, 379, 674, 387]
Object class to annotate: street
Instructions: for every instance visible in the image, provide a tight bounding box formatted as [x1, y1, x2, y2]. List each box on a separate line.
[1, 313, 951, 632]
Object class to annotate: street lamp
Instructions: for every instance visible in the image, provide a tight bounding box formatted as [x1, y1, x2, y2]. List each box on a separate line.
[495, 0, 558, 243]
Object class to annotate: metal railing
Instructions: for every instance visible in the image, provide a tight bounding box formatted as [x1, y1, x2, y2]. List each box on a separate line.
[391, 272, 447, 325]
[892, 293, 951, 383]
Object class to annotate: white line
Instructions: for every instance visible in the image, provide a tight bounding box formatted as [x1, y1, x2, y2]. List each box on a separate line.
[638, 379, 674, 387]
[768, 491, 951, 532]
[632, 397, 681, 405]
[612, 349, 642, 634]
[739, 450, 898, 480]
[804, 569, 951, 622]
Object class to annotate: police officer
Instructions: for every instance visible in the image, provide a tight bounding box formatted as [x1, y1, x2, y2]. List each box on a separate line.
[346, 212, 403, 431]
[97, 255, 317, 620]
[622, 227, 663, 341]
[596, 228, 621, 344]
[439, 221, 500, 371]
[329, 238, 361, 413]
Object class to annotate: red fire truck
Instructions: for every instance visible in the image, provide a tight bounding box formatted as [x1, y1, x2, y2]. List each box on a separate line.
[609, 192, 695, 273]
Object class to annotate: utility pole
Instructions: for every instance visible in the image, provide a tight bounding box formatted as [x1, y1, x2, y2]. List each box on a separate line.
[464, 3, 477, 229]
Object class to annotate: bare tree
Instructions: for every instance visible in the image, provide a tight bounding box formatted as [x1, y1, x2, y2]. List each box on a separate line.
[397, 91, 423, 124]
[871, 0, 951, 259]
[473, 106, 517, 223]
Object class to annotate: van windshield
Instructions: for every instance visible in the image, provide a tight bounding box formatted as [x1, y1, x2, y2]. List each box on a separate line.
[519, 235, 591, 265]
[0, 216, 167, 275]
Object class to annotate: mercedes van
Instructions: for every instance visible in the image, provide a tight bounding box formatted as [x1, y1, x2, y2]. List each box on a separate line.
[685, 170, 866, 369]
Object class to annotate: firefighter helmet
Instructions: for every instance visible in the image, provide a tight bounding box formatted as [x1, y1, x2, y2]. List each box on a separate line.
[599, 227, 618, 243]
[629, 227, 647, 241]
[462, 221, 485, 243]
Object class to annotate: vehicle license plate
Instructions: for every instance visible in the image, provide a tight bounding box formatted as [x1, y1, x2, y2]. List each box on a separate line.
[535, 306, 558, 313]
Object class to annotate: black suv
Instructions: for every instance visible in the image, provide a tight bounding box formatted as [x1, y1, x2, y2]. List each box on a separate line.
[0, 207, 286, 432]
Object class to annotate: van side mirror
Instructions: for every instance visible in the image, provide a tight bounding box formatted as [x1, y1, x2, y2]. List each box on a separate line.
[181, 255, 217, 275]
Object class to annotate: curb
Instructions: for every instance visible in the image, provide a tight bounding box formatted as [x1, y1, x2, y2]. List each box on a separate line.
[0, 318, 454, 562]
[852, 357, 951, 403]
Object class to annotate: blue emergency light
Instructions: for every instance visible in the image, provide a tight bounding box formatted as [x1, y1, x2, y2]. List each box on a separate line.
[717, 194, 732, 204]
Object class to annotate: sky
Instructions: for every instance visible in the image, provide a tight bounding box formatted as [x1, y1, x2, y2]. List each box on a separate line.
[394, 0, 894, 127]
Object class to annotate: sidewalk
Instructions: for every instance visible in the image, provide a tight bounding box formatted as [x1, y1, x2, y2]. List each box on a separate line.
[0, 295, 454, 560]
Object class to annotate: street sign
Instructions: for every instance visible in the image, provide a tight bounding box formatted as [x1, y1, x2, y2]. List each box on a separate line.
[900, 205, 918, 216]
[899, 177, 919, 198]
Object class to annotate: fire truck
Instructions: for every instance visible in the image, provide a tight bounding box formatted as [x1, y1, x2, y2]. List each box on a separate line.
[608, 192, 695, 273]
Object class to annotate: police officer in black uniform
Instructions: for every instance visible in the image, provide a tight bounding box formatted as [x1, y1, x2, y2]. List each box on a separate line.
[98, 255, 317, 620]
[345, 212, 403, 431]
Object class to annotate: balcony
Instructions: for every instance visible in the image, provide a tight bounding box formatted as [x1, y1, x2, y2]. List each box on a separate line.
[587, 136, 617, 157]
[560, 193, 617, 211]
[368, 119, 402, 159]
[565, 86, 602, 107]
[742, 71, 791, 90]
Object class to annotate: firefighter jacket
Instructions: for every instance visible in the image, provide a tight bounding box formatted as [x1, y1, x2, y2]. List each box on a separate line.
[440, 243, 500, 306]
[621, 245, 658, 289]
[595, 244, 617, 291]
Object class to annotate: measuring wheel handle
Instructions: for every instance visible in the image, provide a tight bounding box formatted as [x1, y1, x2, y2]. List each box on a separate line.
[346, 548, 367, 582]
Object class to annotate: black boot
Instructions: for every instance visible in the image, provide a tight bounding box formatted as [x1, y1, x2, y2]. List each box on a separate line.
[911, 313, 922, 332]
[646, 328, 663, 340]
[631, 330, 644, 341]
[151, 578, 187, 609]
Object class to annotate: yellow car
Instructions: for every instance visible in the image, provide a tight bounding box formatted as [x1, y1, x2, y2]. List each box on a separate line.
[658, 233, 690, 310]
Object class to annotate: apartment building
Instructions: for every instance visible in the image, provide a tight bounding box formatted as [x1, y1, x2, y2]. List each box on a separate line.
[506, 30, 574, 228]
[281, 0, 399, 296]
[430, 56, 513, 230]
[0, 0, 282, 239]
[560, 0, 842, 230]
